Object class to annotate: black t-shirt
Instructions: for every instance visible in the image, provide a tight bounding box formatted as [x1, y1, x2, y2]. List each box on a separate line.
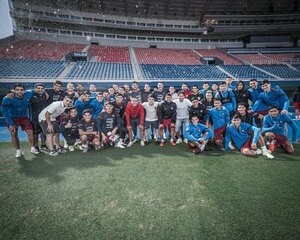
[98, 111, 121, 133]
[78, 119, 98, 133]
[112, 102, 126, 119]
[30, 92, 48, 122]
[61, 116, 80, 135]
[46, 89, 66, 105]
[189, 104, 207, 123]
[152, 90, 165, 102]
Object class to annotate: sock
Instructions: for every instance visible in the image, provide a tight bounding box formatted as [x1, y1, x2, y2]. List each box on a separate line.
[261, 146, 267, 151]
[31, 146, 36, 151]
[16, 149, 21, 153]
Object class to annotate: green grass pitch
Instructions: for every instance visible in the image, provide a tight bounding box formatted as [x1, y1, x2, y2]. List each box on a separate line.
[0, 142, 300, 240]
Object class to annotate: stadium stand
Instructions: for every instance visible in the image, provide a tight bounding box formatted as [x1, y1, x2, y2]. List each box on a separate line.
[140, 64, 226, 79]
[262, 53, 300, 64]
[0, 40, 85, 60]
[134, 48, 201, 65]
[256, 65, 300, 78]
[66, 62, 134, 79]
[0, 59, 67, 78]
[219, 65, 272, 79]
[195, 49, 242, 65]
[233, 53, 278, 65]
[88, 46, 131, 63]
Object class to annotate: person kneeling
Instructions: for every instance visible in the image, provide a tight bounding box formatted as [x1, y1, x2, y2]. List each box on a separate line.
[225, 114, 274, 159]
[78, 110, 101, 153]
[185, 116, 214, 154]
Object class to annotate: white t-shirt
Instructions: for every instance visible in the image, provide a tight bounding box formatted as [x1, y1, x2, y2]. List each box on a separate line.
[174, 99, 192, 119]
[142, 102, 159, 121]
[38, 101, 67, 122]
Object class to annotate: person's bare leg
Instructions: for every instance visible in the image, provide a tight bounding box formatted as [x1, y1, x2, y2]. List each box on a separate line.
[47, 134, 54, 151]
[25, 130, 35, 147]
[10, 129, 20, 150]
[242, 148, 256, 156]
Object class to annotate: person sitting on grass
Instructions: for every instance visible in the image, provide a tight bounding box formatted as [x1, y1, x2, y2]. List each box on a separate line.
[78, 109, 101, 153]
[39, 95, 73, 156]
[224, 114, 274, 159]
[185, 115, 213, 154]
[60, 107, 81, 152]
[2, 83, 39, 157]
[97, 102, 123, 149]
[262, 106, 298, 154]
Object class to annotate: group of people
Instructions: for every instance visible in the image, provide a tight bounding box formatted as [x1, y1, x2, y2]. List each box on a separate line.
[2, 77, 299, 159]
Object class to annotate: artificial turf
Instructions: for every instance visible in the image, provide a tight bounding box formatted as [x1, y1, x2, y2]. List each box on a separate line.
[0, 142, 299, 240]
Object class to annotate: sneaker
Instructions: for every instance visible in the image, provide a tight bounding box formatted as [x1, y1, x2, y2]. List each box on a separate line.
[229, 141, 235, 150]
[127, 141, 134, 147]
[40, 145, 48, 151]
[184, 138, 188, 144]
[31, 147, 40, 155]
[95, 145, 101, 151]
[256, 149, 262, 155]
[263, 151, 275, 159]
[16, 150, 24, 158]
[82, 146, 89, 153]
[159, 141, 165, 147]
[141, 141, 145, 147]
[176, 138, 182, 144]
[119, 140, 126, 146]
[49, 150, 59, 156]
[68, 146, 75, 152]
[57, 148, 67, 154]
[132, 139, 138, 144]
[193, 147, 202, 154]
[115, 142, 125, 149]
[170, 141, 176, 146]
[268, 143, 277, 152]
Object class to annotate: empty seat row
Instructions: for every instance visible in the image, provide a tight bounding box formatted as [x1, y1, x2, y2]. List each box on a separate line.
[219, 65, 273, 79]
[196, 49, 242, 65]
[0, 40, 85, 60]
[66, 62, 134, 79]
[256, 65, 300, 78]
[140, 64, 226, 79]
[0, 59, 67, 78]
[233, 53, 278, 65]
[88, 46, 131, 63]
[134, 48, 201, 65]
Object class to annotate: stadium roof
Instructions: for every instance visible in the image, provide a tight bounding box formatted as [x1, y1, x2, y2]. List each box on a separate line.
[14, 0, 300, 20]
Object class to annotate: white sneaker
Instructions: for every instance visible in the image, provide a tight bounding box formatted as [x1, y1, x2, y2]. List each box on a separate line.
[229, 141, 235, 150]
[95, 145, 101, 151]
[16, 150, 24, 158]
[57, 148, 67, 154]
[31, 147, 40, 155]
[127, 141, 134, 147]
[49, 150, 59, 157]
[141, 141, 145, 147]
[184, 138, 188, 144]
[82, 146, 89, 153]
[69, 146, 75, 152]
[115, 142, 125, 149]
[256, 149, 262, 155]
[263, 151, 275, 159]
[176, 138, 182, 144]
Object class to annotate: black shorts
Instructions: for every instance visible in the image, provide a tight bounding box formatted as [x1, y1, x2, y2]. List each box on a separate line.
[31, 121, 43, 135]
[63, 132, 79, 145]
[130, 117, 141, 130]
[39, 120, 60, 135]
[144, 120, 158, 130]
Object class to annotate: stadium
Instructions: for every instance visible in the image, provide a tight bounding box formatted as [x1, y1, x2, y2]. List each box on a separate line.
[0, 0, 300, 239]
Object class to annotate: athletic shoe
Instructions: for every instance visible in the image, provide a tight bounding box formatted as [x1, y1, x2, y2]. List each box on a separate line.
[268, 143, 277, 152]
[95, 145, 101, 151]
[140, 141, 145, 147]
[49, 150, 58, 157]
[119, 140, 126, 146]
[127, 141, 134, 147]
[16, 150, 24, 158]
[184, 138, 188, 144]
[115, 142, 125, 149]
[199, 144, 206, 152]
[255, 149, 262, 155]
[40, 145, 48, 151]
[31, 147, 40, 155]
[68, 146, 75, 152]
[57, 148, 67, 154]
[132, 139, 138, 144]
[263, 151, 275, 159]
[229, 141, 235, 150]
[159, 141, 165, 147]
[176, 138, 182, 144]
[170, 141, 176, 146]
[82, 146, 89, 153]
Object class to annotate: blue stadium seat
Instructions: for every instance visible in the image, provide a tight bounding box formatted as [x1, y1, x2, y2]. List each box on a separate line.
[140, 64, 227, 79]
[0, 59, 67, 78]
[219, 65, 272, 79]
[256, 65, 300, 78]
[66, 62, 134, 79]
